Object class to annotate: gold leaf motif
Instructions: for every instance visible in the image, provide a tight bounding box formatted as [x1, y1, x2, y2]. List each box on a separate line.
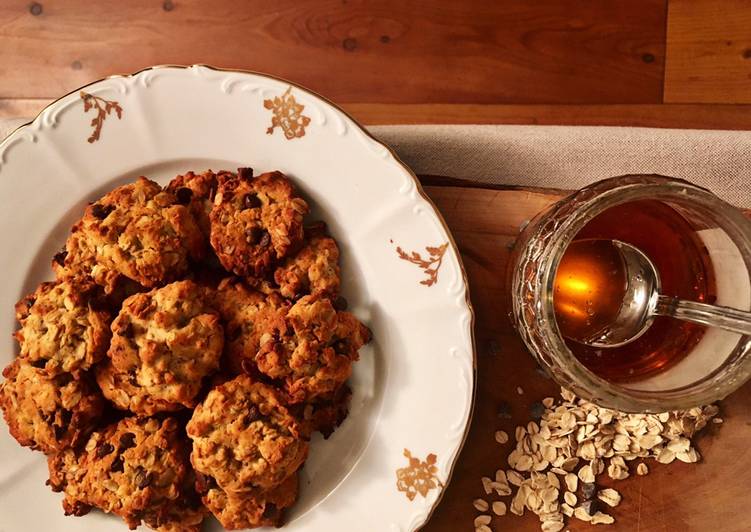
[263, 87, 311, 140]
[396, 448, 443, 501]
[395, 242, 448, 286]
[80, 91, 123, 143]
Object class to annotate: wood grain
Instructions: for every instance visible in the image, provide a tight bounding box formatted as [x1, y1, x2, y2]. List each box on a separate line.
[420, 184, 751, 531]
[665, 0, 751, 103]
[0, 0, 665, 104]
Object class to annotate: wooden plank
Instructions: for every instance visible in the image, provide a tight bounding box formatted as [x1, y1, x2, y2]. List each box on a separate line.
[0, 0, 665, 104]
[665, 0, 751, 103]
[7, 99, 751, 130]
[421, 184, 751, 531]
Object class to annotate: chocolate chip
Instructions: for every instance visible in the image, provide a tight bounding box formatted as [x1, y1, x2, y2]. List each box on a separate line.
[262, 502, 279, 520]
[134, 466, 152, 489]
[245, 227, 262, 244]
[529, 401, 545, 420]
[175, 187, 193, 205]
[110, 456, 124, 472]
[332, 339, 348, 353]
[258, 231, 271, 247]
[91, 203, 114, 219]
[243, 193, 261, 210]
[581, 499, 598, 516]
[238, 167, 254, 180]
[243, 406, 260, 425]
[240, 358, 256, 375]
[30, 358, 47, 369]
[581, 482, 596, 500]
[496, 401, 512, 419]
[119, 432, 136, 449]
[333, 296, 348, 311]
[53, 249, 68, 266]
[96, 442, 115, 458]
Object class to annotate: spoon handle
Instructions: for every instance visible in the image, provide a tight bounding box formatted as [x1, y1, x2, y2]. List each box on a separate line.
[654, 295, 751, 336]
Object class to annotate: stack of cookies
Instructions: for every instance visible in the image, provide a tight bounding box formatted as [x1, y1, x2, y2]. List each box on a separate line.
[0, 168, 370, 531]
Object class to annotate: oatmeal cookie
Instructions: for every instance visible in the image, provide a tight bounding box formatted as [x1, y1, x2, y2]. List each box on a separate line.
[96, 280, 223, 415]
[255, 294, 371, 402]
[52, 220, 127, 295]
[166, 170, 232, 238]
[274, 228, 340, 299]
[47, 416, 206, 532]
[209, 277, 288, 375]
[186, 375, 308, 491]
[0, 359, 103, 453]
[209, 169, 309, 277]
[14, 280, 111, 375]
[198, 472, 298, 530]
[73, 177, 205, 288]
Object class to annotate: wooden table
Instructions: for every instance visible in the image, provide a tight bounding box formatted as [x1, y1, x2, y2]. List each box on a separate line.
[3, 0, 751, 129]
[421, 180, 751, 532]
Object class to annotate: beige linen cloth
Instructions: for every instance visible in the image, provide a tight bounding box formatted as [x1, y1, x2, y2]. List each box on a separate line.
[3, 118, 749, 206]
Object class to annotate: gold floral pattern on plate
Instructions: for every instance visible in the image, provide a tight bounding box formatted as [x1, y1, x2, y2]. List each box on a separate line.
[395, 242, 449, 286]
[396, 449, 443, 501]
[80, 91, 123, 143]
[264, 86, 311, 140]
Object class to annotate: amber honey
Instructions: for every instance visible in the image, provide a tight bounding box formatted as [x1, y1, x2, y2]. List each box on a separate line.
[553, 200, 716, 382]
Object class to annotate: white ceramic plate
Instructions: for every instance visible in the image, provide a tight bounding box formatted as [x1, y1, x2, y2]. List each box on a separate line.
[0, 65, 474, 532]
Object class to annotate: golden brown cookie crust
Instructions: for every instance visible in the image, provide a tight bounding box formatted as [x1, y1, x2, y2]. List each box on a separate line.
[274, 232, 340, 299]
[209, 170, 308, 278]
[200, 472, 298, 530]
[256, 294, 371, 403]
[187, 375, 308, 491]
[209, 277, 288, 375]
[74, 177, 205, 288]
[14, 280, 111, 376]
[166, 170, 233, 239]
[47, 416, 205, 532]
[96, 280, 223, 415]
[0, 359, 103, 453]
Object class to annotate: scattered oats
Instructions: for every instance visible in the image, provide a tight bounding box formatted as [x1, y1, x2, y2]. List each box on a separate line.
[564, 473, 578, 492]
[478, 387, 721, 532]
[577, 465, 595, 483]
[713, 417, 723, 424]
[517, 386, 524, 395]
[473, 498, 489, 512]
[597, 488, 621, 507]
[542, 520, 565, 532]
[573, 507, 593, 522]
[474, 515, 491, 527]
[591, 511, 615, 525]
[507, 470, 524, 487]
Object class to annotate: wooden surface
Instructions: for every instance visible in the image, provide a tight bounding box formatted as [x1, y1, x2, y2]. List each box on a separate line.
[420, 183, 751, 531]
[3, 0, 751, 128]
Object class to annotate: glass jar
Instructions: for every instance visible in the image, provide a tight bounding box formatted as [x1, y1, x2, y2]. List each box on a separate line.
[509, 174, 751, 412]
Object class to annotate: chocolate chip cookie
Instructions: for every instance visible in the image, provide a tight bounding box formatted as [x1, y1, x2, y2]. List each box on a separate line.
[14, 280, 111, 376]
[0, 359, 103, 453]
[187, 375, 308, 491]
[255, 294, 371, 403]
[47, 416, 205, 532]
[199, 472, 298, 530]
[209, 169, 309, 278]
[73, 177, 205, 288]
[209, 277, 288, 375]
[96, 280, 223, 415]
[274, 228, 340, 299]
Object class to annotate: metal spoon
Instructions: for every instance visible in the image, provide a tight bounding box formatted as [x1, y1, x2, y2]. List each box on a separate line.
[581, 240, 751, 348]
